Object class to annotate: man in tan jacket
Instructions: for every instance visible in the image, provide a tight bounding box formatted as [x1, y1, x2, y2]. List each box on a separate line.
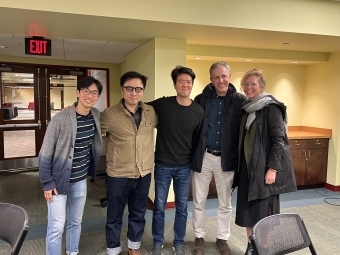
[101, 71, 158, 255]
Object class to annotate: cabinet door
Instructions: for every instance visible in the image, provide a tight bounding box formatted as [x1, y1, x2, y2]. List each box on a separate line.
[305, 148, 328, 185]
[290, 149, 306, 186]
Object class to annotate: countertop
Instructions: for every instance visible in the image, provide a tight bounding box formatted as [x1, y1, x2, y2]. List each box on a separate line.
[287, 126, 332, 140]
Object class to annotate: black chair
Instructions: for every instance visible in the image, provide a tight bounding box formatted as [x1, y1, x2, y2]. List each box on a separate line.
[250, 213, 317, 255]
[0, 203, 30, 255]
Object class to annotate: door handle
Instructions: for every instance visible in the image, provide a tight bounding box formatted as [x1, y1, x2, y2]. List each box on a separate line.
[0, 123, 40, 128]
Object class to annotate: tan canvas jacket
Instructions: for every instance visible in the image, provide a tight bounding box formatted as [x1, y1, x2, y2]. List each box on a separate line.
[100, 100, 157, 178]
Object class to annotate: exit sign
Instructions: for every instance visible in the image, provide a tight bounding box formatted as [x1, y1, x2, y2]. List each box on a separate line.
[25, 37, 51, 56]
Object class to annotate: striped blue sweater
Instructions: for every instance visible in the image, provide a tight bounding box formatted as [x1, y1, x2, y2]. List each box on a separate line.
[38, 103, 102, 195]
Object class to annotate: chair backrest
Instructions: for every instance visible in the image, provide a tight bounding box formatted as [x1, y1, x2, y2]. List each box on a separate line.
[250, 213, 317, 255]
[0, 203, 30, 255]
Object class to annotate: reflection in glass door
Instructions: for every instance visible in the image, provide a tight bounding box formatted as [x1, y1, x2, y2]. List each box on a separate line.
[2, 72, 35, 120]
[49, 74, 77, 119]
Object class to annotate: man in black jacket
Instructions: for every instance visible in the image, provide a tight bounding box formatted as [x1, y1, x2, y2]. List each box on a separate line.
[191, 62, 246, 255]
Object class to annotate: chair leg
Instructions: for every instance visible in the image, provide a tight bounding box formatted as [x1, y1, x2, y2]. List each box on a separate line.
[309, 243, 317, 255]
[100, 197, 108, 207]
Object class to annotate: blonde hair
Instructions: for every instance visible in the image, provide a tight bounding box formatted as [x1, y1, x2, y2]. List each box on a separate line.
[240, 69, 266, 92]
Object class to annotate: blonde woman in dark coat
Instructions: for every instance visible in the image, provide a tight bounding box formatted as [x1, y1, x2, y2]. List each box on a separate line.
[233, 69, 297, 255]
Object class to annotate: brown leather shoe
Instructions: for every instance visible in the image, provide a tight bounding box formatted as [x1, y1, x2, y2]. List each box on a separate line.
[193, 237, 205, 255]
[127, 248, 141, 255]
[216, 238, 231, 255]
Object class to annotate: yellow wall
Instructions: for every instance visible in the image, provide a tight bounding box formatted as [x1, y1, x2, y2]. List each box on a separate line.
[4, 88, 34, 108]
[187, 60, 306, 126]
[125, 38, 187, 202]
[2, 0, 340, 37]
[125, 39, 156, 103]
[304, 52, 340, 186]
[0, 55, 121, 107]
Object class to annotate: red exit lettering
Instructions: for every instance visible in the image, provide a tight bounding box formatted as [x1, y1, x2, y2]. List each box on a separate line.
[29, 40, 47, 54]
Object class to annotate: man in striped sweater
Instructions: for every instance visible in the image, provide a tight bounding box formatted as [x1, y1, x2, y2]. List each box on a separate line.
[39, 76, 103, 255]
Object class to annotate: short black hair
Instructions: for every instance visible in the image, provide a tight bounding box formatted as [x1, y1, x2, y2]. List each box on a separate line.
[77, 76, 103, 94]
[120, 71, 148, 88]
[171, 65, 196, 84]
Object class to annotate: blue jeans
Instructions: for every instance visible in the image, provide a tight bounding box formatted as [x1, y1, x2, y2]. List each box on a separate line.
[46, 179, 87, 255]
[152, 163, 191, 247]
[106, 174, 151, 255]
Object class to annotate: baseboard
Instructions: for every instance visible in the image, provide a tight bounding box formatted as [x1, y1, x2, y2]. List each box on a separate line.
[148, 198, 176, 210]
[324, 183, 340, 192]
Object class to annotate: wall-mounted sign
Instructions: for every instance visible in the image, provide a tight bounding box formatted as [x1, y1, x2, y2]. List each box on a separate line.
[25, 37, 51, 56]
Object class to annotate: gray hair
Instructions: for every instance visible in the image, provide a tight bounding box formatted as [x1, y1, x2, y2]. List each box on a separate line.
[209, 61, 231, 76]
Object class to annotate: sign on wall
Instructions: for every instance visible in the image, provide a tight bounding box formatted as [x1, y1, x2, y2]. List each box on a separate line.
[25, 37, 52, 56]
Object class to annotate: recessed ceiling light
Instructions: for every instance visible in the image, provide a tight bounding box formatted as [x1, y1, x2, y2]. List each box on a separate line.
[28, 22, 38, 26]
[291, 61, 299, 64]
[283, 42, 290, 45]
[245, 59, 252, 62]
[194, 57, 202, 60]
[0, 45, 9, 49]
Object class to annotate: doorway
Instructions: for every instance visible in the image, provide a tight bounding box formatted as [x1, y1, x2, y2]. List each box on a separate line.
[0, 63, 107, 171]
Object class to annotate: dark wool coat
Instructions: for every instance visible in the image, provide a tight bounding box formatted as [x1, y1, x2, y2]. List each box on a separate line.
[235, 102, 297, 201]
[192, 83, 246, 172]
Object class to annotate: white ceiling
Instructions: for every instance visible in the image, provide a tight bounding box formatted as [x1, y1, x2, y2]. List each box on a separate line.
[0, 6, 340, 65]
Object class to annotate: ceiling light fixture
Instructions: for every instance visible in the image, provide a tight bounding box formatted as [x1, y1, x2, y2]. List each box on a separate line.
[194, 57, 202, 60]
[0, 45, 9, 49]
[291, 61, 299, 64]
[245, 59, 252, 62]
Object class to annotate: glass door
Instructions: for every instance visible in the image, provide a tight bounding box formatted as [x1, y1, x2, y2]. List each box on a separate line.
[0, 64, 87, 171]
[0, 64, 42, 171]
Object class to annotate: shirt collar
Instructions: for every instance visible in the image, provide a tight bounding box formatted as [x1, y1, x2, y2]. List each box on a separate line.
[211, 87, 226, 99]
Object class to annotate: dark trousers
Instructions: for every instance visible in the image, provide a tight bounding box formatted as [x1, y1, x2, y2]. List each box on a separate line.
[105, 173, 151, 248]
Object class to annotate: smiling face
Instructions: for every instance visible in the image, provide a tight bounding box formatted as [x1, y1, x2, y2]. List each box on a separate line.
[121, 78, 144, 108]
[210, 65, 231, 96]
[76, 83, 100, 109]
[243, 75, 264, 99]
[174, 73, 193, 98]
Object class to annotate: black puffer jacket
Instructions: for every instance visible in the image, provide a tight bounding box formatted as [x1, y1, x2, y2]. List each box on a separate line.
[192, 83, 246, 172]
[235, 102, 297, 201]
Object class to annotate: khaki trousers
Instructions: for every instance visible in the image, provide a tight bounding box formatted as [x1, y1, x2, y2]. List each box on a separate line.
[192, 152, 235, 240]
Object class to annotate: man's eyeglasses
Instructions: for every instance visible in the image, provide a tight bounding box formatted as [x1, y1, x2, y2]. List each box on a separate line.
[123, 86, 144, 93]
[81, 88, 100, 97]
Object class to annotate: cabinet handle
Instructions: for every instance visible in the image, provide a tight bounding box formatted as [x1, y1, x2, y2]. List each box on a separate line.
[303, 151, 306, 157]
[315, 142, 321, 145]
[295, 144, 300, 146]
[308, 151, 311, 157]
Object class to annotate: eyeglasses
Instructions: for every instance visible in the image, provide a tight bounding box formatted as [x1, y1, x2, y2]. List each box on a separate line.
[123, 86, 144, 93]
[81, 88, 100, 97]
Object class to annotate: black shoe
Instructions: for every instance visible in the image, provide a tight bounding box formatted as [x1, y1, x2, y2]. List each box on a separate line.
[244, 243, 254, 255]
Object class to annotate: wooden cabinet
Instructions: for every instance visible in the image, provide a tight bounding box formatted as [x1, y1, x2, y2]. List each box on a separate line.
[187, 175, 217, 201]
[289, 138, 328, 187]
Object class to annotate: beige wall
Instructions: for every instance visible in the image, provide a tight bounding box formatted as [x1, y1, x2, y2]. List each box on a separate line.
[125, 38, 187, 202]
[187, 60, 306, 126]
[4, 87, 34, 108]
[304, 52, 340, 186]
[50, 88, 62, 109]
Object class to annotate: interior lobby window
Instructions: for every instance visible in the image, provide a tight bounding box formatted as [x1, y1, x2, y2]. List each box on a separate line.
[50, 74, 77, 118]
[1, 72, 35, 120]
[89, 69, 108, 111]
